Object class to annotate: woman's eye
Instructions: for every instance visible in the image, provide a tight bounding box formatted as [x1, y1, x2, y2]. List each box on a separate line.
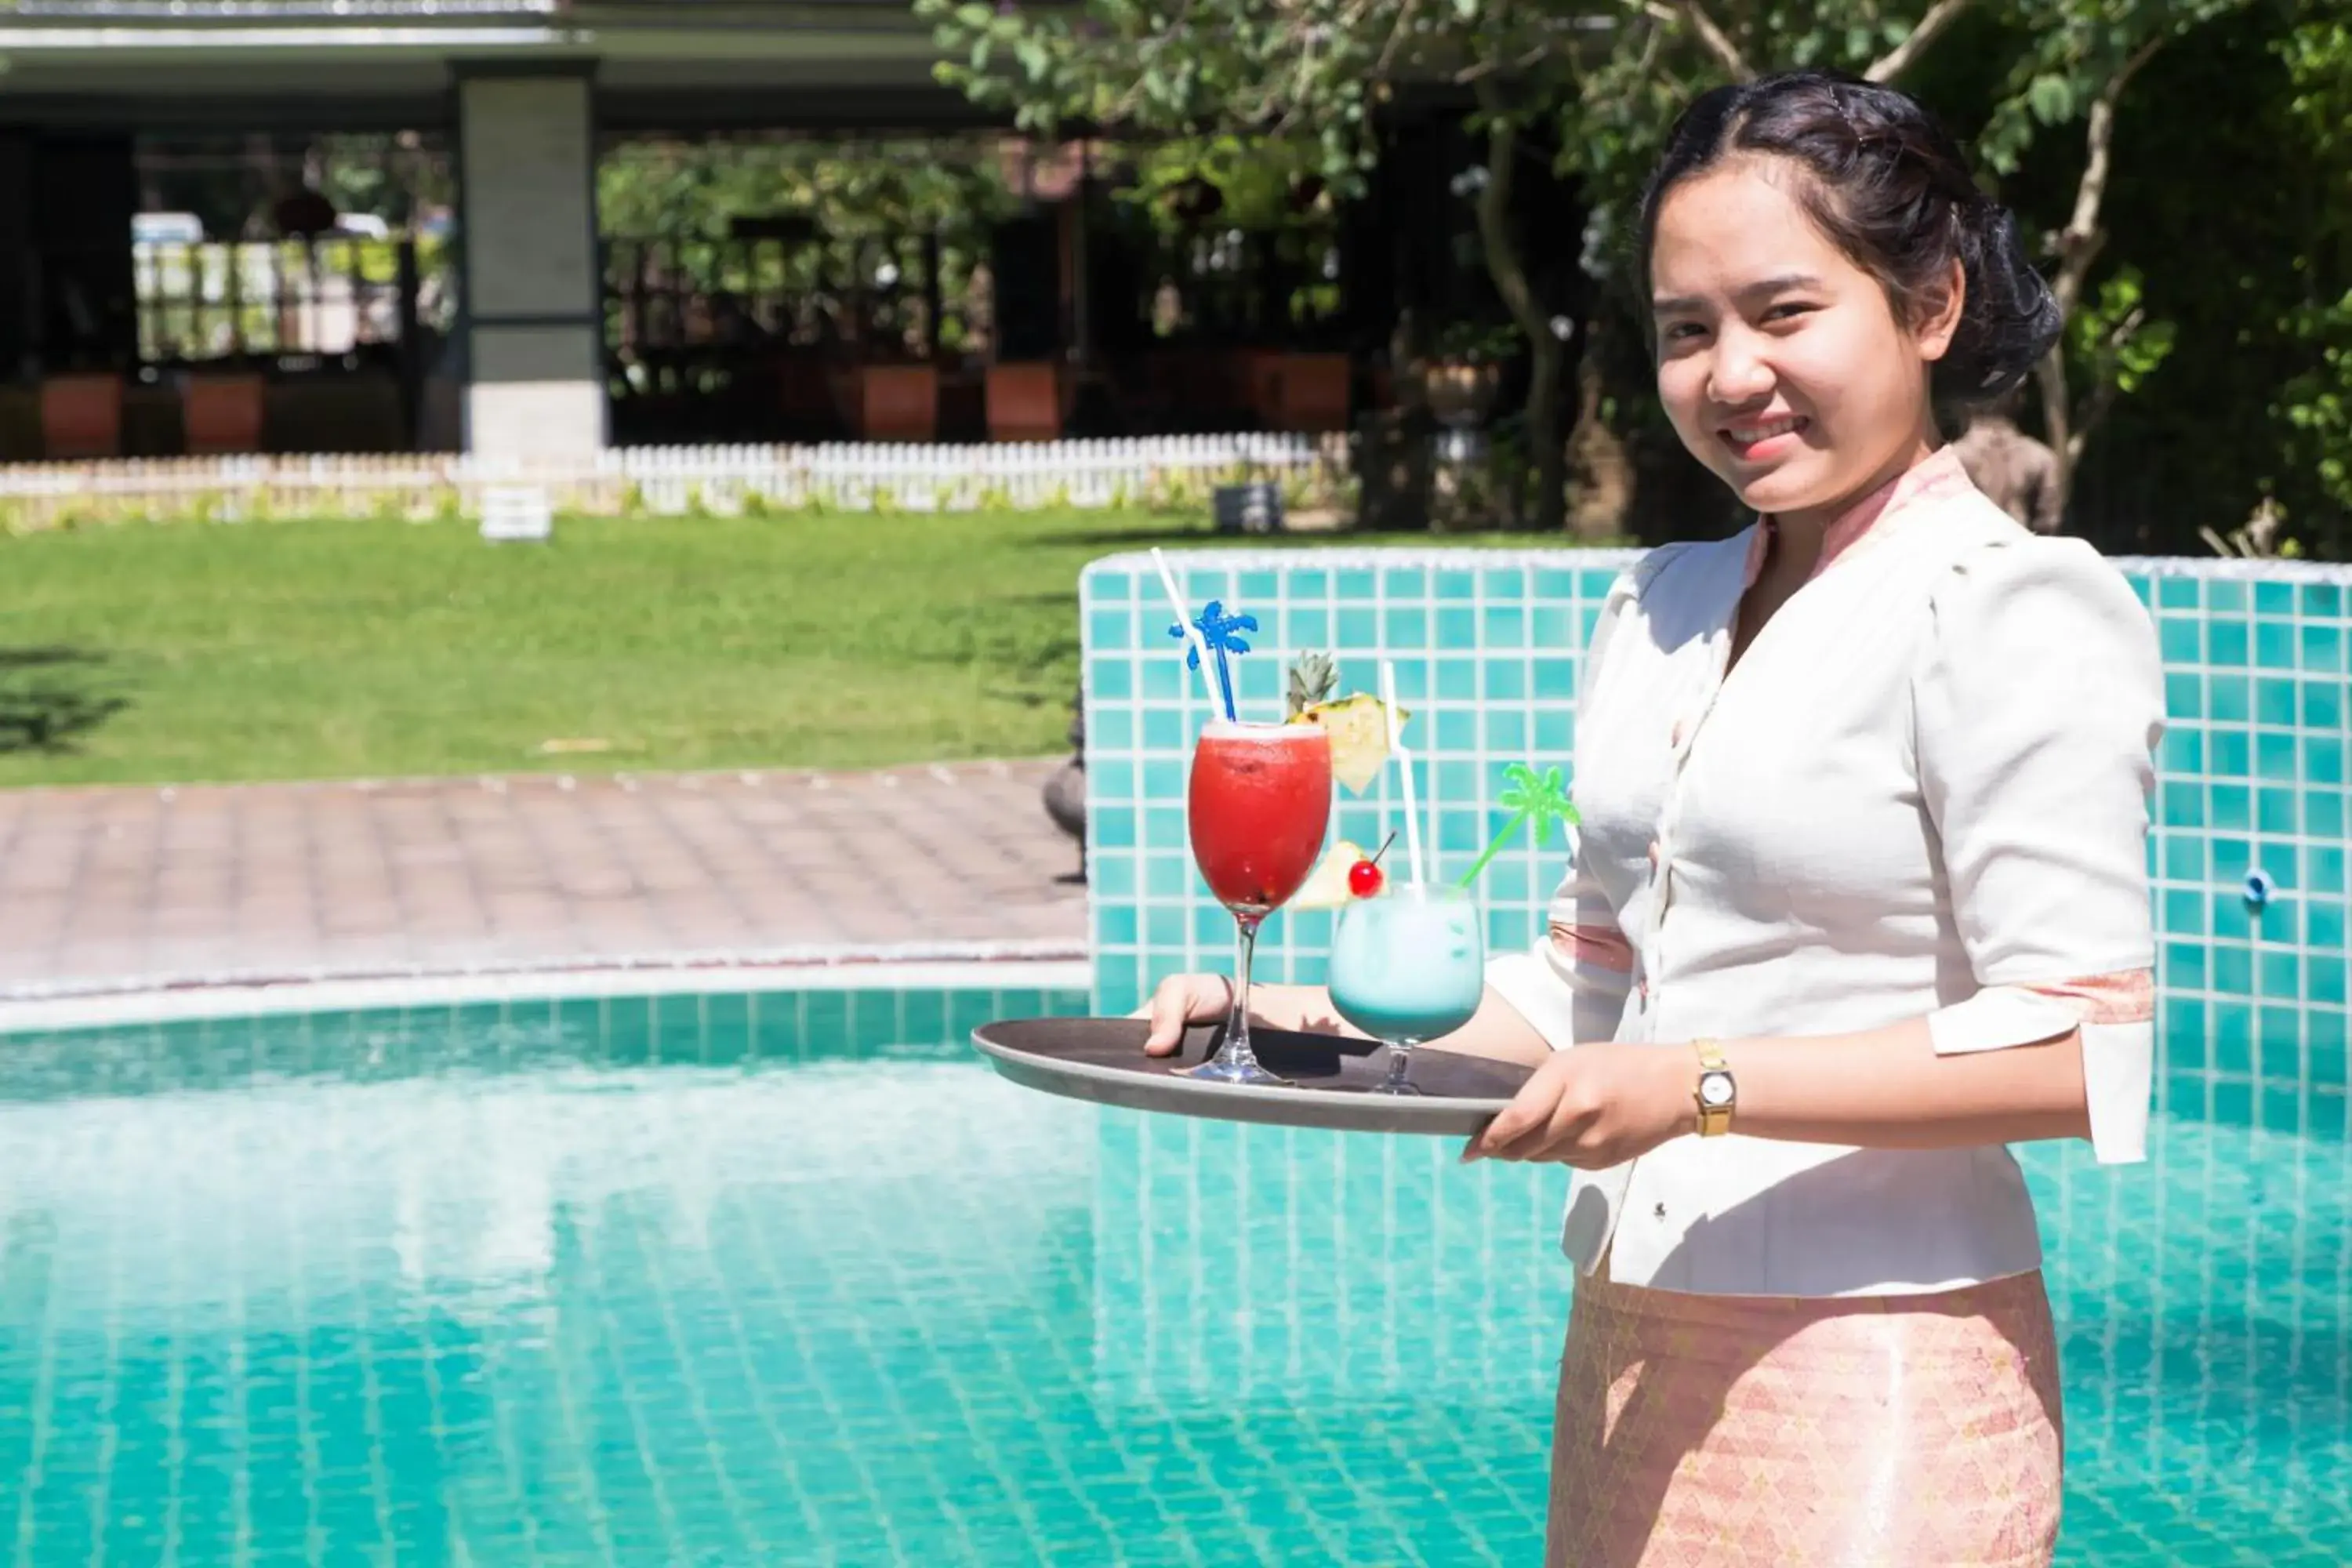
[1762, 303, 1817, 324]
[1661, 321, 1706, 343]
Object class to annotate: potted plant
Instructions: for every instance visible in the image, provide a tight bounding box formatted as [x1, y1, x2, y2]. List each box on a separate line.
[1416, 321, 1518, 431]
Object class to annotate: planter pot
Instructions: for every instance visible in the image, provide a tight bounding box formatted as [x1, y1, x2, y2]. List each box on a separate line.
[41, 373, 124, 460]
[1267, 353, 1351, 434]
[182, 372, 267, 455]
[853, 365, 938, 442]
[985, 362, 1064, 444]
[1421, 359, 1502, 431]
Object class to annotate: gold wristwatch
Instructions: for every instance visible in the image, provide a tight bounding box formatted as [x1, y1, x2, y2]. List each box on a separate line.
[1693, 1040, 1737, 1136]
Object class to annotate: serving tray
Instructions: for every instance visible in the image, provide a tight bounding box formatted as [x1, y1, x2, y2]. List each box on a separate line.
[971, 1016, 1532, 1136]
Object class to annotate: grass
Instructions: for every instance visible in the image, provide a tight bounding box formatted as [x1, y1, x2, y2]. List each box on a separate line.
[0, 510, 1570, 789]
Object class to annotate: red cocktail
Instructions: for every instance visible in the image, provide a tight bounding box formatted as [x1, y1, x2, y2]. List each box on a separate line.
[1185, 719, 1333, 1085]
[1189, 721, 1334, 910]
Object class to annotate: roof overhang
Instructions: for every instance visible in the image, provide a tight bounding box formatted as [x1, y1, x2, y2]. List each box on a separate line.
[0, 0, 952, 122]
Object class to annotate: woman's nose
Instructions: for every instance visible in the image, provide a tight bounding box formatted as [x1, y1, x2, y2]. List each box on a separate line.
[1707, 333, 1775, 405]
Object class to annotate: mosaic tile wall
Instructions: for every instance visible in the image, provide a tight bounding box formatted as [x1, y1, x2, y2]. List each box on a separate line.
[1080, 550, 2352, 1138]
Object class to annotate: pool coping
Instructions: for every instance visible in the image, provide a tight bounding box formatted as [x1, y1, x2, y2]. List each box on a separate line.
[0, 944, 1093, 1035]
[1080, 546, 2352, 584]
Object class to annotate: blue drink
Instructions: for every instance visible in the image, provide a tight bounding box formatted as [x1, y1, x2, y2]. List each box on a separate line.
[1327, 883, 1486, 1093]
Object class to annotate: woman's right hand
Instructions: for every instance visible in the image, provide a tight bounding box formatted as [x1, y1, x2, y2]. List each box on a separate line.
[1137, 973, 1239, 1056]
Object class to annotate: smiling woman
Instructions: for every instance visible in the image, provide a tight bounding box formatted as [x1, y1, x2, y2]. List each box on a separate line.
[1138, 68, 2164, 1568]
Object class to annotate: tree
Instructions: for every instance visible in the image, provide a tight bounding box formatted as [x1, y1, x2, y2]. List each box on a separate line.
[916, 0, 1592, 530]
[923, 0, 2248, 538]
[920, 1, 1984, 535]
[2275, 0, 2352, 546]
[1962, 0, 2252, 524]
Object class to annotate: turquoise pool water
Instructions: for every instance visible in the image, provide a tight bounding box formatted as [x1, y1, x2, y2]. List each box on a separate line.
[0, 991, 2343, 1566]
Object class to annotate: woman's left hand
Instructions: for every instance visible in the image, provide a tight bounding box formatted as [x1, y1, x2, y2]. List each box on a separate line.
[1461, 1042, 1695, 1169]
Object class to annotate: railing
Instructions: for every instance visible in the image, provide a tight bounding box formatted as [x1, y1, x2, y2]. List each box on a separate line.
[132, 237, 446, 366]
[0, 0, 909, 16]
[0, 434, 1355, 531]
[2, 1, 561, 17]
[605, 233, 980, 366]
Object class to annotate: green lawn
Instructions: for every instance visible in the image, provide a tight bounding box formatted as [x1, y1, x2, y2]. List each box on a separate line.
[0, 510, 1558, 788]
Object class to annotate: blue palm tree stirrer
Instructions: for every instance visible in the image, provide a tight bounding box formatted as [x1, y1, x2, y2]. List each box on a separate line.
[1168, 598, 1257, 723]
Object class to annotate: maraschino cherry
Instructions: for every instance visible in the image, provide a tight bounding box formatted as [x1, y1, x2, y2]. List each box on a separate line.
[1347, 858, 1385, 898]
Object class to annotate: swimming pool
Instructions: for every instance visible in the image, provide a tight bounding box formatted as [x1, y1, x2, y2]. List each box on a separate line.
[0, 989, 2340, 1566]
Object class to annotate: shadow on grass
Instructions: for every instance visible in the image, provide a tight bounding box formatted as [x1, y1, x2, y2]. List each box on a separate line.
[1017, 521, 1225, 550]
[1025, 522, 1540, 551]
[0, 647, 132, 754]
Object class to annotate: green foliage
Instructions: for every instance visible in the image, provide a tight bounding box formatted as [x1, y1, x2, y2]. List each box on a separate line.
[2280, 299, 2352, 513]
[2069, 269, 2176, 395]
[597, 136, 1022, 355]
[2274, 0, 2352, 524]
[926, 0, 2339, 550]
[1116, 135, 1333, 233]
[1977, 0, 2249, 175]
[597, 137, 1017, 244]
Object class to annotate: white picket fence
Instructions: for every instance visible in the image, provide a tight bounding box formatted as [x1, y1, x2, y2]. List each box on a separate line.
[0, 434, 1354, 532]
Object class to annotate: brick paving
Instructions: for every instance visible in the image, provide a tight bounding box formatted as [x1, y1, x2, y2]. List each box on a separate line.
[0, 759, 1087, 998]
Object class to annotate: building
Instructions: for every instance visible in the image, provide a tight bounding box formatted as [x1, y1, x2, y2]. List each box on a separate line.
[0, 1, 1538, 464]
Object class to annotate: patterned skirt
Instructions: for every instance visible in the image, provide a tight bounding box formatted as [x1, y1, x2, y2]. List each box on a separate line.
[1546, 1270, 2063, 1567]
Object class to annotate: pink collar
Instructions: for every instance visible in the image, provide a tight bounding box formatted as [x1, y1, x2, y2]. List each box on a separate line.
[1741, 445, 1973, 590]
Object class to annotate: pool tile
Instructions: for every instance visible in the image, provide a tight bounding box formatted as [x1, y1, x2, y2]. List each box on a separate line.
[56, 982, 2352, 1568]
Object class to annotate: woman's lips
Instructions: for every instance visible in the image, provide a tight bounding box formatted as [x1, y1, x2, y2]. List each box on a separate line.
[1720, 415, 1807, 463]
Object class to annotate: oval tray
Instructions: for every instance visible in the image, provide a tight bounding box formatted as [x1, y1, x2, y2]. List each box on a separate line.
[971, 1016, 1533, 1136]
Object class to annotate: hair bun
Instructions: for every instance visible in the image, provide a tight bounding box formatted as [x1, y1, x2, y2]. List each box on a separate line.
[1939, 201, 2063, 404]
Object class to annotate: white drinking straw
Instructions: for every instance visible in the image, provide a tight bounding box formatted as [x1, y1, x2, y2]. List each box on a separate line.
[1380, 659, 1425, 888]
[1149, 547, 1220, 710]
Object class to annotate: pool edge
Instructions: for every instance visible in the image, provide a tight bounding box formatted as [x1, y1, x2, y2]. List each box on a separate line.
[0, 946, 1094, 1034]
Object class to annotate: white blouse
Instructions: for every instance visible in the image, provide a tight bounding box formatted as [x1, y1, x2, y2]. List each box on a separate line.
[1485, 446, 2165, 1298]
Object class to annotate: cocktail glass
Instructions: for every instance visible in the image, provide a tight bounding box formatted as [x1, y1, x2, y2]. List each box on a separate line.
[1185, 719, 1334, 1086]
[1327, 882, 1486, 1094]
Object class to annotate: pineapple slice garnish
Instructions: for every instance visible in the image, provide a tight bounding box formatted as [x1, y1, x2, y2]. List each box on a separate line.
[1291, 838, 1369, 910]
[1293, 692, 1408, 795]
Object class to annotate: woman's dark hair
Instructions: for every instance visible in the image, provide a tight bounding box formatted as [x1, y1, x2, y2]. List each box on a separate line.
[1634, 70, 2062, 406]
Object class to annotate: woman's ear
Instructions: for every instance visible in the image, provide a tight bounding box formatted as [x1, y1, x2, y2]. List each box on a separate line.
[1915, 257, 1965, 363]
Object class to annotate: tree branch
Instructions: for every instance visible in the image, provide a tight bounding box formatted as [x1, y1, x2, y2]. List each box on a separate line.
[2052, 35, 2165, 320]
[1864, 0, 1974, 85]
[1472, 82, 1545, 348]
[1645, 1, 1754, 82]
[1369, 0, 1422, 84]
[2032, 29, 2172, 532]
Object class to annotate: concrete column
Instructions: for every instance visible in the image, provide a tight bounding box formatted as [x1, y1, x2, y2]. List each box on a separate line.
[453, 64, 604, 461]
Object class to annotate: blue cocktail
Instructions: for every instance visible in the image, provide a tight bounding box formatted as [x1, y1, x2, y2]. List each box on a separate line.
[1327, 882, 1486, 1094]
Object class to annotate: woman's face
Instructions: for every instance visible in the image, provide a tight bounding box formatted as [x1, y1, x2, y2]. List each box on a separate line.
[1649, 157, 1958, 528]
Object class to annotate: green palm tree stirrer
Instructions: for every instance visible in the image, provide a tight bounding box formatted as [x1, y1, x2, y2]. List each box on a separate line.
[1457, 764, 1579, 887]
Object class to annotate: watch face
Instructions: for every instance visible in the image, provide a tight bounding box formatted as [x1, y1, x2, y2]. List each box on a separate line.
[1700, 1073, 1735, 1107]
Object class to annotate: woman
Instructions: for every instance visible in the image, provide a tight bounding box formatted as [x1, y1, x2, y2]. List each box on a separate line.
[1140, 71, 2163, 1566]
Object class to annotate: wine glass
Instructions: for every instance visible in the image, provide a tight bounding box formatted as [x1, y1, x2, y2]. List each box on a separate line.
[1182, 719, 1334, 1086]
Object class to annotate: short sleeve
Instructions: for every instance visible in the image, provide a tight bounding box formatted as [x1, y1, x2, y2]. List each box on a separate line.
[1487, 568, 1642, 1051]
[1911, 536, 2165, 1163]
